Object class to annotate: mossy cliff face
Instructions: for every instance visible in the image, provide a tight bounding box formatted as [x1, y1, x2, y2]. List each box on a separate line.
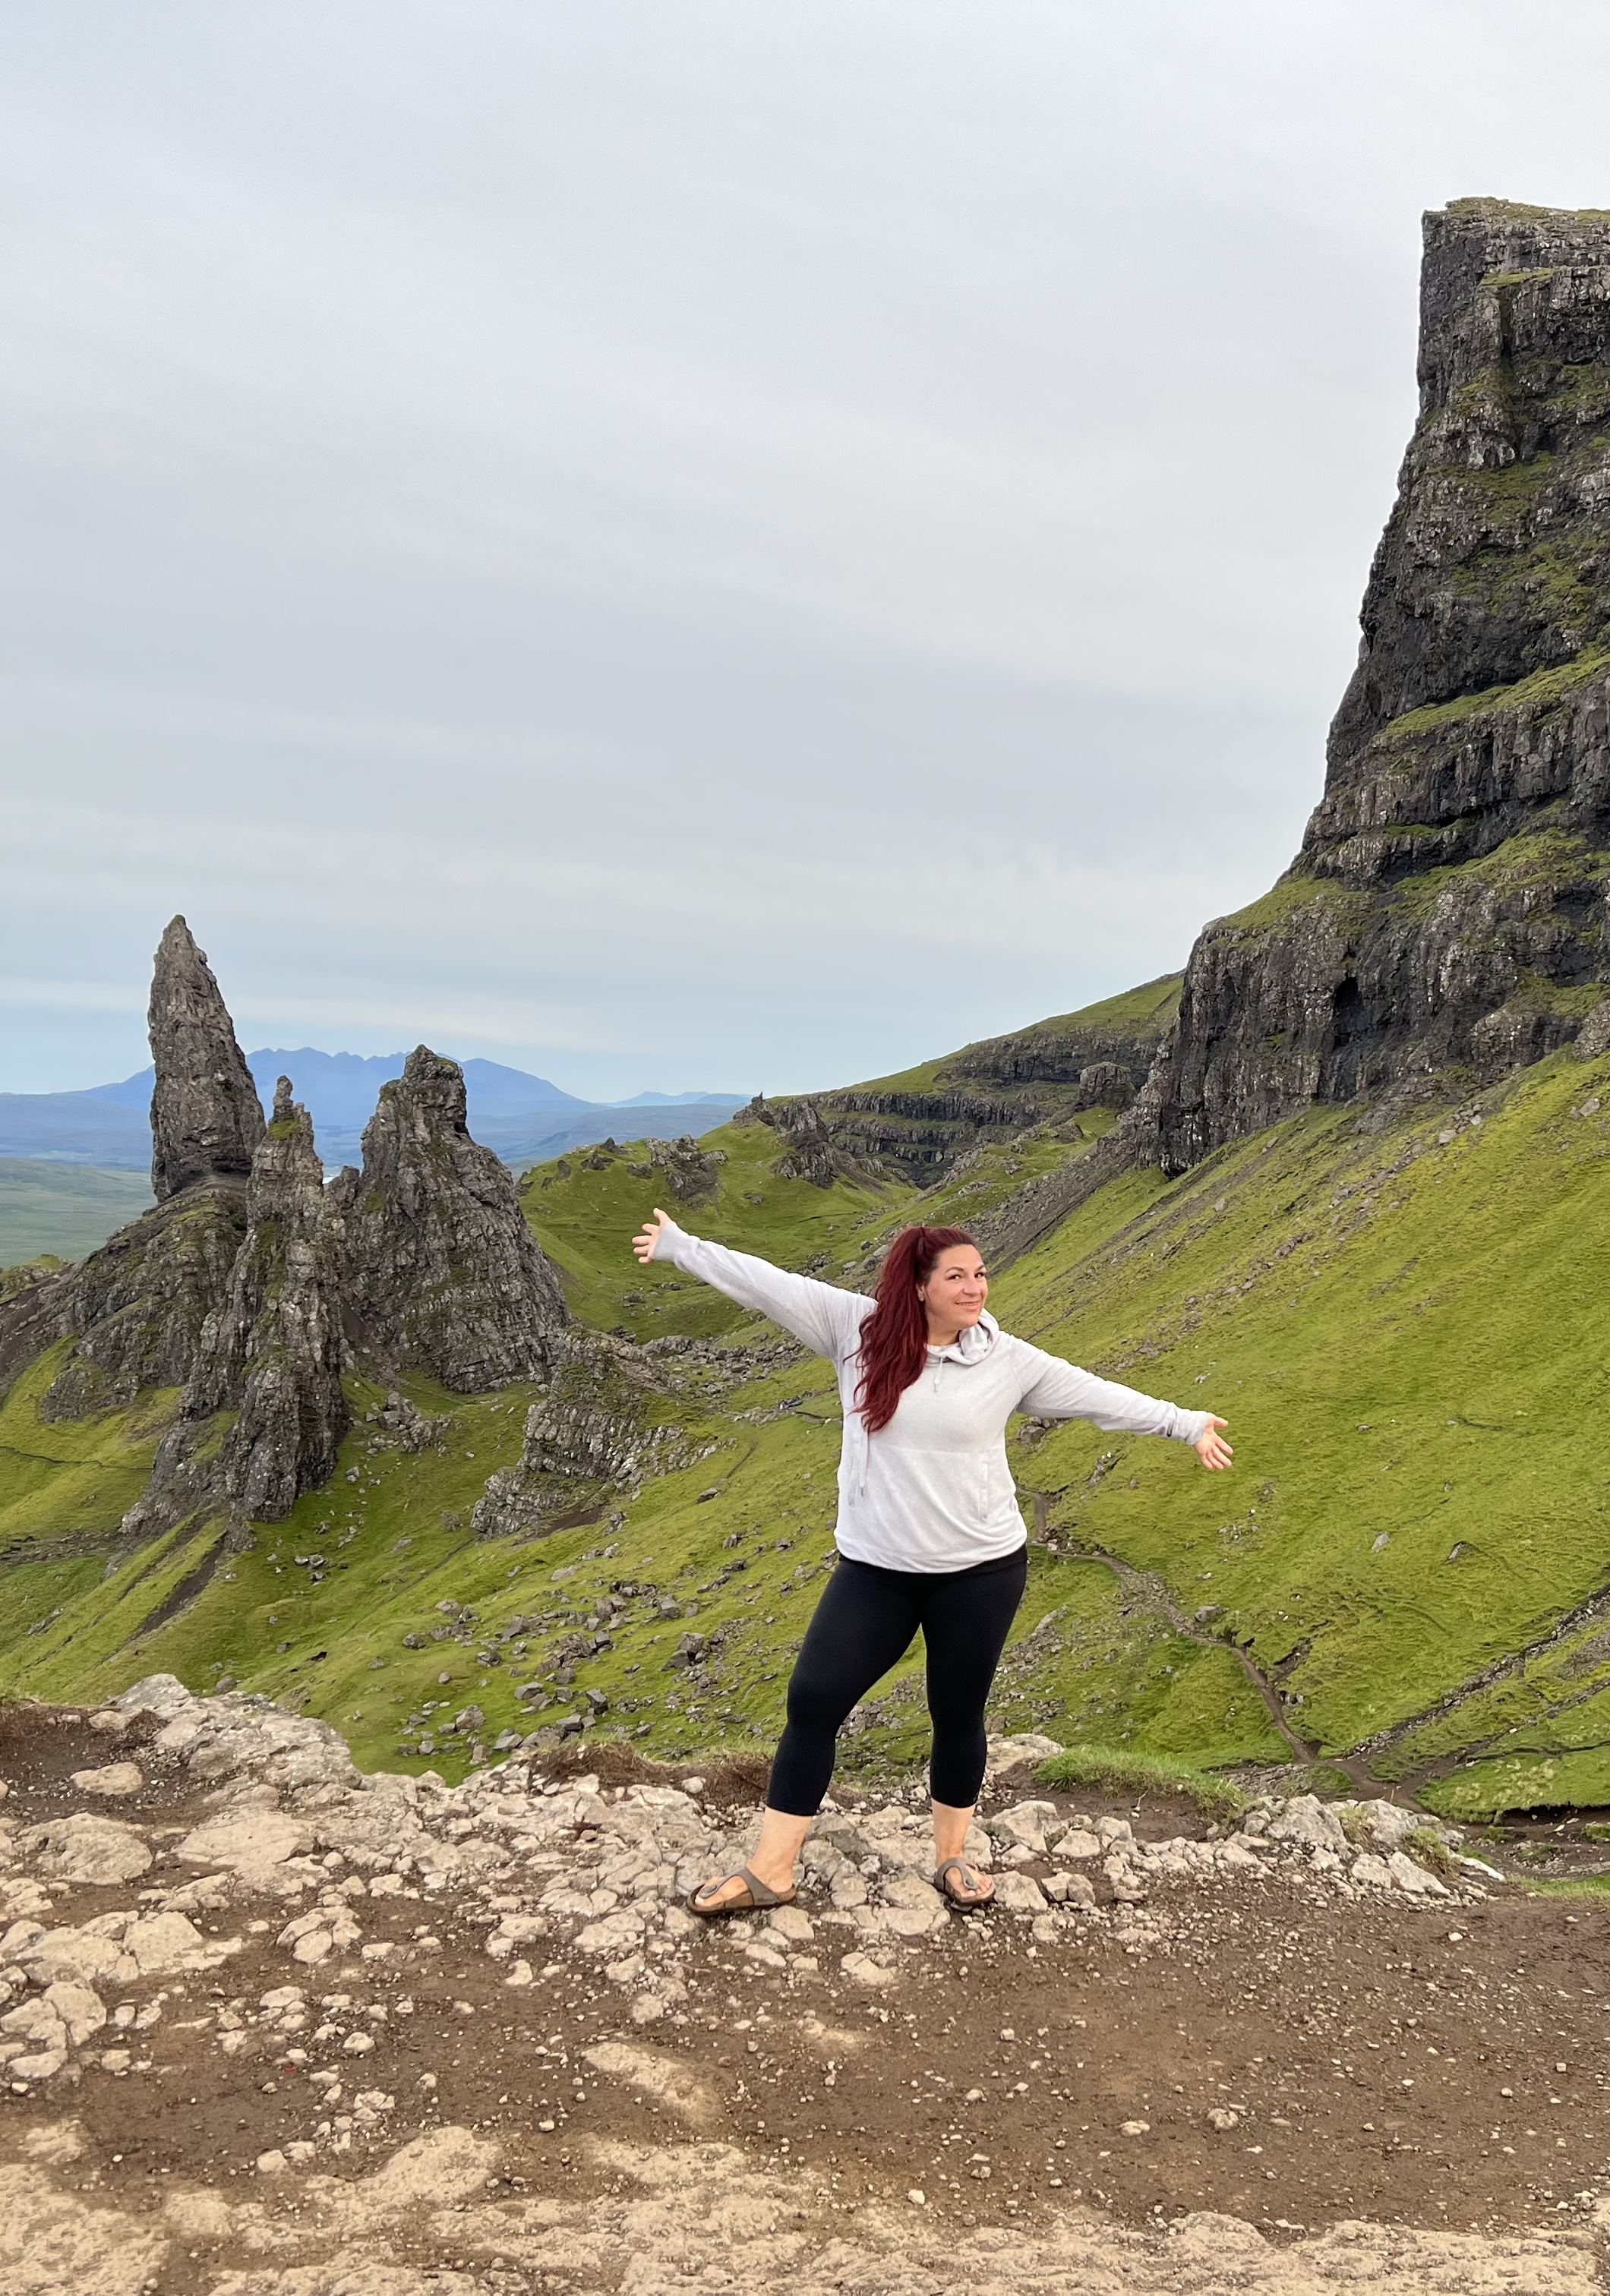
[1156, 200, 1610, 1172]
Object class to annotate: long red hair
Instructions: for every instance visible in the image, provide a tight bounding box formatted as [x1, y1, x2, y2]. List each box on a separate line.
[854, 1225, 979, 1434]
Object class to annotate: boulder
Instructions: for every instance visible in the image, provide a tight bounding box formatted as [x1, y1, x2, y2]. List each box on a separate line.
[988, 1799, 1062, 1854]
[175, 1813, 314, 1875]
[1264, 1795, 1349, 1856]
[68, 1764, 143, 1798]
[20, 1926, 137, 1988]
[18, 1814, 152, 1886]
[41, 1980, 107, 2047]
[990, 1870, 1047, 1912]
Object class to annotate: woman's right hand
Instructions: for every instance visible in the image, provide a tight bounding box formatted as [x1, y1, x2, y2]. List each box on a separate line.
[632, 1206, 674, 1265]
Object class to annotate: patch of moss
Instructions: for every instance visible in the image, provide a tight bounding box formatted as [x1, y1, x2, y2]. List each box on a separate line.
[1378, 648, 1610, 746]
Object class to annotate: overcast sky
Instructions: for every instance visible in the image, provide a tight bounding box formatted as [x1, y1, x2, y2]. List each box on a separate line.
[5, 2, 1610, 1099]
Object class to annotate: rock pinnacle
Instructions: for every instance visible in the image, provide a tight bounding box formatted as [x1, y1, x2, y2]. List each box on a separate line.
[148, 916, 266, 1201]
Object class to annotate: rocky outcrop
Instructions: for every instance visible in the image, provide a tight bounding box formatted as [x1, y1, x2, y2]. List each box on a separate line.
[471, 1333, 714, 1539]
[968, 1063, 1169, 1269]
[179, 1080, 350, 1520]
[147, 916, 265, 1200]
[0, 1257, 81, 1404]
[37, 1184, 250, 1420]
[623, 1134, 727, 1203]
[339, 1046, 567, 1391]
[1154, 199, 1610, 1171]
[943, 979, 1179, 1099]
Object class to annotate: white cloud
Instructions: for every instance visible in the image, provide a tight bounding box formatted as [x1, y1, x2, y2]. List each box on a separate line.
[4, 0, 1608, 1093]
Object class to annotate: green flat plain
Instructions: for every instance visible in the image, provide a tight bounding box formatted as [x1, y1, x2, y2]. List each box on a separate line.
[0, 1159, 154, 1267]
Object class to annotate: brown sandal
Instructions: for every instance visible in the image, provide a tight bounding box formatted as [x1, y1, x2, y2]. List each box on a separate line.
[933, 1856, 996, 1909]
[687, 1865, 798, 1919]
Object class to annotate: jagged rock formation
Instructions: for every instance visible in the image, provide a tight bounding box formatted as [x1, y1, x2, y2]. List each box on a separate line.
[30, 919, 267, 1419]
[178, 1080, 351, 1520]
[147, 916, 266, 1200]
[6, 958, 573, 1545]
[36, 1184, 251, 1420]
[471, 1332, 713, 1538]
[339, 1046, 567, 1391]
[0, 1260, 76, 1400]
[1154, 200, 1610, 1171]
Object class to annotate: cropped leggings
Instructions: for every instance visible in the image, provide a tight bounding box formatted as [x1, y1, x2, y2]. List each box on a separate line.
[765, 1544, 1028, 1817]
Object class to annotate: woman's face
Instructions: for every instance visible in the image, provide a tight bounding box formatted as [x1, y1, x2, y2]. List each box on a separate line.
[919, 1245, 989, 1331]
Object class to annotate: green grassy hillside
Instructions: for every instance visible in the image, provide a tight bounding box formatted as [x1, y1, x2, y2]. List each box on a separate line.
[2, 1035, 1608, 1821]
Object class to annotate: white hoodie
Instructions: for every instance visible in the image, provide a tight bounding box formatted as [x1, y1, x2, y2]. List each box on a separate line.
[654, 1220, 1210, 1574]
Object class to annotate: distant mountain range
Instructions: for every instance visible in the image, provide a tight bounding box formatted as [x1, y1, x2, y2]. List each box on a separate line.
[0, 1048, 746, 1172]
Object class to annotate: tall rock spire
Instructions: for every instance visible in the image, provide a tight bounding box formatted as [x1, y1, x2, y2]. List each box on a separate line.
[338, 1046, 567, 1389]
[39, 918, 262, 1418]
[148, 916, 265, 1201]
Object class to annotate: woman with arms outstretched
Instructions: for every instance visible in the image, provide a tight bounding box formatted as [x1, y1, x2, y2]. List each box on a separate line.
[631, 1208, 1232, 1913]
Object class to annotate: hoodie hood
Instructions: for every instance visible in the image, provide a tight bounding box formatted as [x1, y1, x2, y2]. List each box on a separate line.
[926, 1309, 999, 1365]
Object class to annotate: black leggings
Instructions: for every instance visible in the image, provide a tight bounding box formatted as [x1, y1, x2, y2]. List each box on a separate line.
[766, 1545, 1028, 1817]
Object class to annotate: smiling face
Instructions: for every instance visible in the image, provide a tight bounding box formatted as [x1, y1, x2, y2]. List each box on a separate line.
[917, 1243, 989, 1339]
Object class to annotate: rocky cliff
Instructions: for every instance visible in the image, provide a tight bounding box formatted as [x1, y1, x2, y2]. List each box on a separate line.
[748, 976, 1182, 1190]
[1154, 200, 1610, 1170]
[338, 1046, 567, 1391]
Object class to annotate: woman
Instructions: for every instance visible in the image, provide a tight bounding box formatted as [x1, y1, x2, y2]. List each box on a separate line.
[631, 1206, 1231, 1913]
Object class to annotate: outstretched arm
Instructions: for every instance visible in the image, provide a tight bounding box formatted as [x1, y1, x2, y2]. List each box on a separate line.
[1015, 1347, 1233, 1470]
[632, 1208, 870, 1361]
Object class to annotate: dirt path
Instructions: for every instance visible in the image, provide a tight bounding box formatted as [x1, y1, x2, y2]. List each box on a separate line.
[5, 1698, 1610, 2293]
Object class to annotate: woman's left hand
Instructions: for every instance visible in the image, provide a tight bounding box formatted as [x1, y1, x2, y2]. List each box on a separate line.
[1193, 1414, 1233, 1470]
[632, 1207, 674, 1265]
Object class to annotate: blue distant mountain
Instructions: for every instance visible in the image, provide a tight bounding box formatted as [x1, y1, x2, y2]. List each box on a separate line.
[609, 1090, 747, 1105]
[3, 1051, 746, 1172]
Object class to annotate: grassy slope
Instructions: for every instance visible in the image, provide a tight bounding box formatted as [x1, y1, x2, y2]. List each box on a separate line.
[520, 1115, 1116, 1342]
[991, 1042, 1610, 1814]
[0, 1161, 155, 1265]
[3, 1037, 1608, 1819]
